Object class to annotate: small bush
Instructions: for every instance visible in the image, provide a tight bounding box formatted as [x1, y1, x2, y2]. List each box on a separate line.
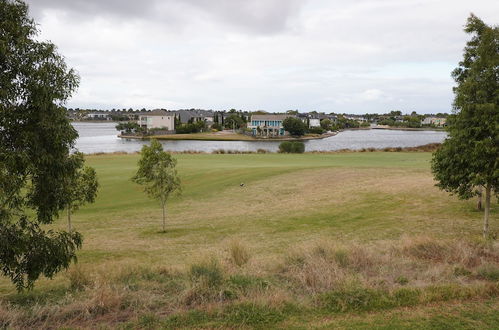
[395, 276, 409, 285]
[477, 264, 499, 281]
[279, 141, 305, 153]
[67, 266, 93, 291]
[229, 241, 251, 267]
[401, 237, 447, 262]
[454, 267, 472, 277]
[333, 250, 349, 268]
[190, 259, 224, 288]
[308, 127, 325, 134]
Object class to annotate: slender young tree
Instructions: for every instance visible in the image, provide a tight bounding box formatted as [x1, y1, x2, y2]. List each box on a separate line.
[0, 0, 88, 290]
[431, 14, 498, 238]
[132, 140, 181, 232]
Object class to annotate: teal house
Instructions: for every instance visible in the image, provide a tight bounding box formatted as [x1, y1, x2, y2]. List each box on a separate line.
[248, 114, 293, 137]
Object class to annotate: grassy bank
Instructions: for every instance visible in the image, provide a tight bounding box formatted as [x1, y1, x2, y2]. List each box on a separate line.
[0, 152, 497, 328]
[121, 131, 327, 141]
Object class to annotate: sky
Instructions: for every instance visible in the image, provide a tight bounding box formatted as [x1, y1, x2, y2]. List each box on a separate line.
[26, 0, 498, 114]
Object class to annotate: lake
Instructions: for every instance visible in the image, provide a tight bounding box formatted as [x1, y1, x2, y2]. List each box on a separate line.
[73, 122, 447, 154]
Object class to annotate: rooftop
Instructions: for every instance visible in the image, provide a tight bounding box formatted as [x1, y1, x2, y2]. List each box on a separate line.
[251, 114, 294, 121]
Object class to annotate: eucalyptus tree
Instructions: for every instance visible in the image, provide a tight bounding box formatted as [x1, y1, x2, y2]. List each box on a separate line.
[132, 140, 181, 232]
[0, 0, 98, 290]
[431, 14, 498, 238]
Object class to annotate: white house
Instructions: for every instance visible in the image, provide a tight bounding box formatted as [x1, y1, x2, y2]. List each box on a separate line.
[309, 118, 321, 127]
[421, 117, 446, 127]
[86, 113, 111, 120]
[138, 109, 175, 131]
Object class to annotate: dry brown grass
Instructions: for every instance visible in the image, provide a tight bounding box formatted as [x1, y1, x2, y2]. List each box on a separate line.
[0, 236, 498, 329]
[228, 240, 251, 267]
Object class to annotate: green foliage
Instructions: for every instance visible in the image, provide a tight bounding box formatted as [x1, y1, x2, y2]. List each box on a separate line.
[431, 15, 498, 237]
[320, 118, 332, 130]
[222, 303, 285, 326]
[115, 121, 140, 134]
[224, 114, 245, 129]
[175, 121, 206, 134]
[282, 117, 307, 136]
[64, 152, 98, 230]
[132, 140, 181, 231]
[0, 219, 82, 291]
[189, 259, 224, 288]
[0, 0, 84, 290]
[477, 264, 499, 281]
[335, 116, 360, 129]
[308, 126, 325, 134]
[279, 141, 305, 153]
[211, 122, 223, 131]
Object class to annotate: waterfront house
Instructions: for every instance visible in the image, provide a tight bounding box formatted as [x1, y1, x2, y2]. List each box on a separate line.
[138, 109, 175, 131]
[85, 112, 111, 120]
[421, 117, 446, 127]
[248, 114, 294, 136]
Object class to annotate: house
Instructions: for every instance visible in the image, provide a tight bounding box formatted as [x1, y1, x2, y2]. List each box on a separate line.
[248, 114, 294, 136]
[85, 112, 111, 120]
[138, 109, 175, 131]
[422, 117, 446, 127]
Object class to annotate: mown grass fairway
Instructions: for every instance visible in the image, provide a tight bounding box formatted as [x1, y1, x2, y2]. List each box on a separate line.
[0, 152, 497, 328]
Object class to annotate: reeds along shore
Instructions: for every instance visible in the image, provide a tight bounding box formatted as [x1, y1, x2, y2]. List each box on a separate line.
[85, 143, 442, 156]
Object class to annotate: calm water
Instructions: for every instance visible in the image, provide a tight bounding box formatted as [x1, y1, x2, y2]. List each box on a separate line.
[73, 122, 447, 154]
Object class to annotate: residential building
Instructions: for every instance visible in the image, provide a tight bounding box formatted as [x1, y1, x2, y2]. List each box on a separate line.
[138, 109, 175, 130]
[85, 112, 111, 120]
[422, 117, 446, 127]
[309, 118, 321, 127]
[248, 114, 293, 136]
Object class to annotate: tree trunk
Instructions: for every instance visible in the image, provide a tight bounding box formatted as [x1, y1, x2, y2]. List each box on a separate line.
[67, 205, 72, 231]
[162, 200, 166, 232]
[483, 184, 491, 239]
[477, 186, 483, 211]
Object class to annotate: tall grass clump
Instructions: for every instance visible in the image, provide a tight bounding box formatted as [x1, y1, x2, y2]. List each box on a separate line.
[279, 141, 305, 153]
[229, 240, 251, 267]
[67, 266, 93, 291]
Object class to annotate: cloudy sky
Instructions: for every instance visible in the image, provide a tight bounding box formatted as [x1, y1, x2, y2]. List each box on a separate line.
[26, 0, 498, 114]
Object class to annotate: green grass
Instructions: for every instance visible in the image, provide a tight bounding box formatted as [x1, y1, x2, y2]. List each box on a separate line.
[0, 152, 497, 328]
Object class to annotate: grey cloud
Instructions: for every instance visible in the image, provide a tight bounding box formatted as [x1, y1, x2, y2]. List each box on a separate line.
[26, 0, 305, 34]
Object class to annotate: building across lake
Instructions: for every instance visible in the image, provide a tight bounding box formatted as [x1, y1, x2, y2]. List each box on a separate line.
[138, 109, 175, 131]
[248, 114, 293, 137]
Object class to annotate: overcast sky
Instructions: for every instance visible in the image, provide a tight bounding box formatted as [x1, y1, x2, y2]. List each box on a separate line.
[26, 0, 498, 114]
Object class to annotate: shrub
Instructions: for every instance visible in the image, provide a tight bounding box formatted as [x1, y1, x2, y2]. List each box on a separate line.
[401, 237, 448, 262]
[395, 276, 409, 285]
[308, 126, 325, 134]
[477, 264, 499, 281]
[67, 266, 92, 291]
[229, 241, 250, 267]
[279, 141, 305, 153]
[189, 259, 224, 288]
[454, 267, 472, 277]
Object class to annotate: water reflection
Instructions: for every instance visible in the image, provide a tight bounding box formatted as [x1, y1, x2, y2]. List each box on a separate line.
[73, 122, 447, 154]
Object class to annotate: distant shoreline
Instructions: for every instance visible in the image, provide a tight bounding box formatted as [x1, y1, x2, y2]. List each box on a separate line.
[118, 131, 338, 142]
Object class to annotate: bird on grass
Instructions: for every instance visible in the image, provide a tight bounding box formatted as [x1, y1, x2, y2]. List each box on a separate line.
[240, 183, 245, 187]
